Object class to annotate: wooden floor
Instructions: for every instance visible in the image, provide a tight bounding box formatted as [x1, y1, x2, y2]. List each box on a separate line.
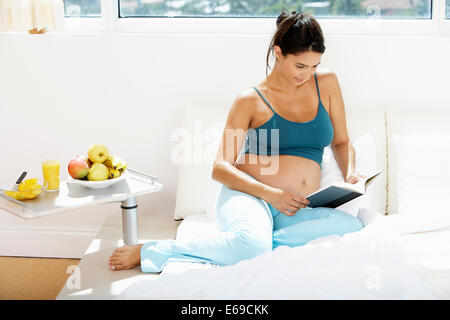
[0, 256, 80, 300]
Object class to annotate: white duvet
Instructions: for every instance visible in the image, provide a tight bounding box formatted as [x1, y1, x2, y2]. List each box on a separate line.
[117, 210, 438, 300]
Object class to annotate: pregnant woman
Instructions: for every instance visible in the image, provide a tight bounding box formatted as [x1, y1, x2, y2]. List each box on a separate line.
[108, 11, 365, 272]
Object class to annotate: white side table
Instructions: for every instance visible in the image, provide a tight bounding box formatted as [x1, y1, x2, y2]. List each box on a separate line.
[0, 168, 163, 245]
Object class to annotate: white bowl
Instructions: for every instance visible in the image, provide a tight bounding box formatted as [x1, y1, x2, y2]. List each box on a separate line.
[67, 169, 127, 189]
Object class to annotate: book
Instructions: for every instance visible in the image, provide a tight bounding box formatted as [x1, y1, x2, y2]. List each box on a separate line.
[306, 169, 383, 208]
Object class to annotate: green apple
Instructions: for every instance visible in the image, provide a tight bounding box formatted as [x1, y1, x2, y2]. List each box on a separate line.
[88, 144, 109, 163]
[87, 163, 110, 181]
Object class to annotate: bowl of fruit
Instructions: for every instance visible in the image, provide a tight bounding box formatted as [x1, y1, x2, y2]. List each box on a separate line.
[67, 144, 128, 189]
[0, 178, 48, 201]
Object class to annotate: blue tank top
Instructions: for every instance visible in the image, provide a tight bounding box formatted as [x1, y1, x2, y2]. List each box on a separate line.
[242, 73, 334, 167]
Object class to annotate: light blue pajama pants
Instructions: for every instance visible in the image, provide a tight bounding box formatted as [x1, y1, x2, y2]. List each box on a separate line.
[140, 172, 363, 273]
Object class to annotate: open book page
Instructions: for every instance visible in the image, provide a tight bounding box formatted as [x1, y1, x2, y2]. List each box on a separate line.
[306, 169, 383, 208]
[364, 169, 382, 188]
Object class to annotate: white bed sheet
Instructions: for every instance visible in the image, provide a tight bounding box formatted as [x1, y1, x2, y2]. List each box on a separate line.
[398, 227, 450, 299]
[117, 211, 450, 300]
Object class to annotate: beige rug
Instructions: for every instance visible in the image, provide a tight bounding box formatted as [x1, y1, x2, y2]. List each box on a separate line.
[0, 256, 80, 300]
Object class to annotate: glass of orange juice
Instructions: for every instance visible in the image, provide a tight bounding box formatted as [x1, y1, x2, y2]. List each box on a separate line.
[41, 153, 60, 192]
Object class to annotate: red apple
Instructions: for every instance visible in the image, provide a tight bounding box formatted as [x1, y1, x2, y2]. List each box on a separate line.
[68, 157, 89, 179]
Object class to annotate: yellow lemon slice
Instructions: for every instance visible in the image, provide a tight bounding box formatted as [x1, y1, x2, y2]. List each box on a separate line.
[14, 192, 27, 201]
[22, 191, 36, 200]
[24, 178, 38, 185]
[4, 190, 17, 198]
[4, 189, 40, 200]
[18, 178, 40, 192]
[4, 179, 42, 200]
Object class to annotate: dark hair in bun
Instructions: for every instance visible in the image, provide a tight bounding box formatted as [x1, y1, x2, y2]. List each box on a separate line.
[266, 11, 326, 75]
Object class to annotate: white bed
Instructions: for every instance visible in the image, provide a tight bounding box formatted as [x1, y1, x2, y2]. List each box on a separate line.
[117, 210, 450, 299]
[117, 104, 450, 300]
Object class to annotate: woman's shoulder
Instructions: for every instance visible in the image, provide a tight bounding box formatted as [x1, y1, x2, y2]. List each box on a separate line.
[316, 69, 341, 95]
[316, 68, 338, 81]
[236, 87, 260, 100]
[316, 69, 340, 87]
[221, 89, 260, 130]
[231, 88, 260, 110]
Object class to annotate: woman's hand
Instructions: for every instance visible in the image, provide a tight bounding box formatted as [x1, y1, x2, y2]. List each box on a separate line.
[345, 172, 367, 184]
[266, 188, 310, 216]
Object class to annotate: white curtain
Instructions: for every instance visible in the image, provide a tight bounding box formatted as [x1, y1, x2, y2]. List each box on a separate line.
[0, 0, 64, 32]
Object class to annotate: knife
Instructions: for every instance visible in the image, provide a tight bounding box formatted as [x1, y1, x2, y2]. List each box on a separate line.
[13, 171, 28, 191]
[0, 171, 28, 208]
[0, 171, 27, 192]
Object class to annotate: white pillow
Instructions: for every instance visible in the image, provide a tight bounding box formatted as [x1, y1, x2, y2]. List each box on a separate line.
[320, 132, 377, 216]
[206, 132, 378, 220]
[394, 132, 450, 232]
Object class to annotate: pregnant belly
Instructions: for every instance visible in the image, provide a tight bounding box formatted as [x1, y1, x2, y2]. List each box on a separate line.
[234, 153, 322, 198]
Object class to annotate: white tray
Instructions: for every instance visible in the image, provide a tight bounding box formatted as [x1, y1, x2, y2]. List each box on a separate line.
[0, 168, 163, 219]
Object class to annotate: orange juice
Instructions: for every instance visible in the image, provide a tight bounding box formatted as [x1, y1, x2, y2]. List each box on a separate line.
[42, 160, 60, 191]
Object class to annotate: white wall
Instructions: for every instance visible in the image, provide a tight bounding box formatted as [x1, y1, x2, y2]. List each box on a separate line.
[1, 30, 449, 257]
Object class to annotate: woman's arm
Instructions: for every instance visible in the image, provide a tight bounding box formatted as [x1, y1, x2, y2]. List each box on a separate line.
[333, 141, 356, 182]
[211, 92, 276, 201]
[326, 72, 361, 182]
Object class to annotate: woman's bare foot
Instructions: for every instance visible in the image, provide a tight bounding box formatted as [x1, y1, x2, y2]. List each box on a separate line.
[108, 244, 144, 271]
